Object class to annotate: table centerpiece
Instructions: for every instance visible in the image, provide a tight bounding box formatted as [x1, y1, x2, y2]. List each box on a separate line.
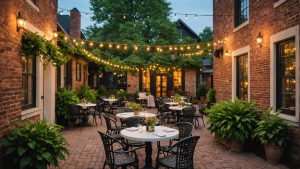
[144, 116, 157, 132]
[178, 101, 186, 108]
[109, 94, 115, 99]
[81, 98, 86, 105]
[127, 102, 142, 115]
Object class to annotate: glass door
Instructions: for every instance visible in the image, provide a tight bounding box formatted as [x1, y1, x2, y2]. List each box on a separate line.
[156, 75, 167, 97]
[162, 76, 167, 97]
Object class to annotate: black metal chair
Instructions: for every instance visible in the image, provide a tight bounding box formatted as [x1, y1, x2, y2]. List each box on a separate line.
[86, 100, 103, 126]
[181, 106, 196, 124]
[161, 104, 176, 123]
[102, 113, 125, 140]
[125, 116, 146, 150]
[155, 112, 168, 126]
[117, 107, 132, 127]
[99, 98, 111, 114]
[97, 131, 140, 169]
[158, 122, 194, 154]
[110, 97, 124, 113]
[155, 136, 200, 169]
[68, 104, 85, 131]
[194, 103, 207, 127]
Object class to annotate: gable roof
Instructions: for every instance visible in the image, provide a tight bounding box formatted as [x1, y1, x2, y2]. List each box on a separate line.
[177, 19, 201, 41]
[57, 15, 71, 35]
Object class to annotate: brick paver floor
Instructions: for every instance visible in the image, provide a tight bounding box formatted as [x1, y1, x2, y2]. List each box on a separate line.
[51, 108, 288, 169]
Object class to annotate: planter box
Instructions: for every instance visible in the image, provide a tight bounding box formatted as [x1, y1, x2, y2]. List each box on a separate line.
[215, 134, 230, 148]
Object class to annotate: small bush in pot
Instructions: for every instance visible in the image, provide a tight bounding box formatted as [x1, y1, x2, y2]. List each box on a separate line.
[76, 85, 98, 102]
[253, 107, 292, 163]
[196, 84, 209, 103]
[206, 97, 260, 152]
[56, 87, 80, 120]
[0, 119, 69, 169]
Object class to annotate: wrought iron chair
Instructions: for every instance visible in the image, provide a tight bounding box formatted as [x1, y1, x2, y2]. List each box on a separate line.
[194, 103, 207, 127]
[98, 131, 140, 169]
[188, 95, 194, 105]
[181, 106, 196, 124]
[155, 136, 200, 169]
[155, 112, 168, 126]
[68, 104, 85, 131]
[102, 113, 125, 140]
[125, 116, 146, 150]
[117, 107, 132, 127]
[110, 97, 124, 113]
[158, 122, 194, 154]
[161, 104, 176, 123]
[86, 100, 103, 126]
[99, 98, 111, 114]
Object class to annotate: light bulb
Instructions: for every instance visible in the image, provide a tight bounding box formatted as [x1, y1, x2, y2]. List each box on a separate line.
[124, 46, 127, 50]
[175, 14, 177, 18]
[64, 37, 67, 40]
[186, 14, 187, 19]
[195, 15, 197, 19]
[100, 44, 103, 47]
[86, 13, 87, 17]
[90, 42, 93, 46]
[123, 14, 126, 19]
[117, 45, 120, 49]
[109, 44, 112, 48]
[169, 47, 172, 50]
[61, 10, 63, 15]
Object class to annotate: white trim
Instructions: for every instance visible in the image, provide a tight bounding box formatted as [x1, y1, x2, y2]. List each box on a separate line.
[233, 20, 249, 33]
[270, 25, 299, 123]
[25, 0, 39, 12]
[274, 0, 287, 8]
[21, 108, 41, 121]
[231, 45, 251, 101]
[24, 22, 51, 40]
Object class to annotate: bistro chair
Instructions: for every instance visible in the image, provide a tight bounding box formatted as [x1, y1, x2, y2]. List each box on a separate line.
[158, 122, 194, 154]
[68, 104, 85, 131]
[97, 131, 140, 169]
[161, 104, 176, 123]
[87, 100, 103, 126]
[125, 116, 146, 150]
[117, 107, 132, 127]
[194, 103, 207, 127]
[102, 113, 125, 140]
[99, 98, 111, 114]
[155, 112, 168, 126]
[110, 97, 124, 113]
[155, 136, 200, 169]
[181, 106, 196, 124]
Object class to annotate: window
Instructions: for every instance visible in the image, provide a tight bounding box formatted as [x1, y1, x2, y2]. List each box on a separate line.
[31, 0, 36, 4]
[76, 62, 81, 81]
[99, 72, 105, 86]
[173, 71, 182, 91]
[237, 55, 248, 101]
[234, 0, 249, 27]
[108, 72, 127, 90]
[63, 64, 67, 87]
[22, 56, 36, 110]
[276, 39, 296, 116]
[142, 71, 150, 92]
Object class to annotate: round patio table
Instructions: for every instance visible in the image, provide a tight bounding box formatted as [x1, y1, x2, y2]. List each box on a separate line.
[120, 126, 178, 169]
[116, 112, 156, 119]
[76, 103, 96, 126]
[103, 99, 118, 105]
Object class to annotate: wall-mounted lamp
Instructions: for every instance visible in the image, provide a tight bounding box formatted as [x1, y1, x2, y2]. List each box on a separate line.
[17, 12, 26, 32]
[256, 33, 263, 47]
[225, 50, 229, 56]
[53, 30, 58, 38]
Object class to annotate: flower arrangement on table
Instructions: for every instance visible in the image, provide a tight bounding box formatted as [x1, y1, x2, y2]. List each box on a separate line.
[127, 102, 142, 115]
[81, 98, 86, 105]
[144, 116, 157, 132]
[178, 101, 186, 107]
[109, 94, 115, 99]
[174, 94, 181, 102]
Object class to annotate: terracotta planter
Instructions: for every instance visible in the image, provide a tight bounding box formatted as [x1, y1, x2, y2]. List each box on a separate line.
[200, 96, 206, 103]
[264, 143, 285, 163]
[229, 136, 244, 152]
[146, 125, 155, 132]
[134, 110, 139, 115]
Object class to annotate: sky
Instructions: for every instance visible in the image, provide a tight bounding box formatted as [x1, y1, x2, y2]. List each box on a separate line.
[58, 0, 213, 35]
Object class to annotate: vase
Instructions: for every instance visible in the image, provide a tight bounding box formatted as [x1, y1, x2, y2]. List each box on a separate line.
[82, 100, 86, 105]
[146, 125, 155, 132]
[134, 109, 139, 115]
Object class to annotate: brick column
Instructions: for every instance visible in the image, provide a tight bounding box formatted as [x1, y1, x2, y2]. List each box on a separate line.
[127, 72, 139, 94]
[185, 68, 197, 96]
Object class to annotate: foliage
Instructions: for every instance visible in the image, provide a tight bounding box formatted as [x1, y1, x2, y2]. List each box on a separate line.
[127, 102, 142, 111]
[56, 87, 80, 119]
[206, 88, 216, 103]
[146, 92, 151, 96]
[176, 89, 183, 95]
[253, 108, 292, 146]
[135, 90, 141, 96]
[178, 101, 186, 107]
[199, 26, 213, 67]
[97, 85, 110, 98]
[174, 94, 181, 102]
[0, 119, 69, 169]
[205, 97, 260, 143]
[144, 116, 157, 127]
[76, 85, 98, 102]
[115, 89, 132, 99]
[196, 83, 210, 96]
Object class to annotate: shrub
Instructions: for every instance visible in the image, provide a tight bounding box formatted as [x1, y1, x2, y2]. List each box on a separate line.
[116, 89, 132, 99]
[0, 119, 69, 169]
[206, 97, 260, 143]
[146, 92, 151, 96]
[97, 85, 110, 98]
[196, 83, 209, 97]
[253, 107, 292, 146]
[56, 87, 80, 119]
[176, 89, 183, 95]
[206, 88, 216, 103]
[76, 85, 98, 102]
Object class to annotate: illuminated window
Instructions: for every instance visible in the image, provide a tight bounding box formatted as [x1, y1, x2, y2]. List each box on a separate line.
[234, 0, 249, 27]
[76, 62, 81, 81]
[142, 71, 150, 92]
[22, 56, 36, 110]
[237, 55, 248, 101]
[173, 71, 182, 91]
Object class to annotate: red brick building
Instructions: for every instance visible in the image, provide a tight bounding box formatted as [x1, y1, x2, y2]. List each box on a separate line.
[213, 0, 300, 163]
[0, 0, 58, 167]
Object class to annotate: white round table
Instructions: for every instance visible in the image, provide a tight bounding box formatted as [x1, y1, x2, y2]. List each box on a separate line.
[76, 103, 96, 126]
[120, 126, 178, 168]
[103, 99, 118, 105]
[169, 106, 186, 111]
[164, 102, 179, 105]
[116, 112, 156, 119]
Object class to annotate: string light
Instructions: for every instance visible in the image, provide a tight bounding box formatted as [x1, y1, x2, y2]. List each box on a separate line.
[123, 14, 126, 19]
[175, 47, 177, 50]
[175, 14, 177, 18]
[186, 14, 187, 19]
[207, 43, 210, 47]
[61, 10, 63, 15]
[169, 47, 172, 50]
[90, 42, 93, 46]
[135, 46, 138, 50]
[73, 39, 76, 42]
[86, 13, 87, 17]
[147, 46, 150, 51]
[81, 41, 84, 45]
[100, 43, 103, 47]
[124, 46, 127, 50]
[196, 45, 200, 49]
[64, 36, 67, 40]
[214, 43, 216, 45]
[180, 47, 184, 50]
[117, 45, 120, 49]
[109, 44, 112, 48]
[195, 15, 197, 19]
[157, 47, 160, 51]
[187, 46, 190, 50]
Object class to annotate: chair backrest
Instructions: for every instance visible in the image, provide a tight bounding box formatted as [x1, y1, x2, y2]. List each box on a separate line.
[68, 104, 81, 115]
[159, 105, 169, 114]
[100, 96, 108, 99]
[162, 98, 170, 103]
[102, 113, 113, 130]
[157, 112, 168, 125]
[174, 136, 200, 168]
[188, 95, 194, 103]
[182, 106, 196, 119]
[199, 103, 208, 114]
[170, 122, 194, 141]
[126, 116, 144, 127]
[91, 100, 102, 111]
[117, 107, 132, 113]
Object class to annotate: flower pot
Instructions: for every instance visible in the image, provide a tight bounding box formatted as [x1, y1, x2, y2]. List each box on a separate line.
[200, 96, 206, 103]
[134, 110, 139, 115]
[229, 136, 244, 152]
[82, 100, 86, 105]
[146, 125, 155, 132]
[264, 143, 285, 163]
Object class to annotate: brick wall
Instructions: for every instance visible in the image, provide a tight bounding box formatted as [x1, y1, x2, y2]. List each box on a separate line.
[0, 0, 58, 168]
[127, 71, 139, 94]
[213, 0, 300, 163]
[70, 8, 81, 39]
[185, 68, 197, 96]
[71, 56, 87, 90]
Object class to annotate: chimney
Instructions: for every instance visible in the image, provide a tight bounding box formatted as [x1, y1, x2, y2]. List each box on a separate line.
[70, 8, 81, 39]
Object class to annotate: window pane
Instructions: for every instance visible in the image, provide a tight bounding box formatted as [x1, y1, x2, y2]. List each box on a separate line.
[173, 71, 182, 91]
[27, 76, 33, 104]
[22, 75, 26, 105]
[237, 55, 248, 101]
[142, 71, 150, 92]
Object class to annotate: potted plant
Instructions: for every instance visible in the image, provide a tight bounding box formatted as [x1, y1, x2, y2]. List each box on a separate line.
[206, 97, 260, 152]
[109, 94, 116, 99]
[127, 102, 142, 115]
[76, 85, 98, 102]
[176, 89, 183, 95]
[206, 88, 216, 108]
[144, 116, 157, 132]
[253, 108, 292, 163]
[0, 119, 69, 169]
[146, 92, 151, 96]
[196, 84, 209, 103]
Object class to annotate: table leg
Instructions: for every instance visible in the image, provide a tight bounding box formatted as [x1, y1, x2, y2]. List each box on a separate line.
[142, 142, 154, 169]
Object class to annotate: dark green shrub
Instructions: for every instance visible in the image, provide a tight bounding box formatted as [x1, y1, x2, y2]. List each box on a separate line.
[76, 85, 98, 102]
[206, 88, 216, 103]
[56, 87, 80, 119]
[196, 83, 209, 97]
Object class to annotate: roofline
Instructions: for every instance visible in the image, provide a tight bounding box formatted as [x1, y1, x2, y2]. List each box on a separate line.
[176, 19, 201, 41]
[57, 22, 75, 47]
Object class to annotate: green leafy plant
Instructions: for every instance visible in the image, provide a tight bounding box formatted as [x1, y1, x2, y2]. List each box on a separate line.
[146, 92, 151, 96]
[174, 93, 181, 102]
[135, 90, 141, 95]
[206, 88, 216, 103]
[0, 119, 69, 169]
[205, 97, 260, 143]
[97, 85, 110, 98]
[253, 107, 292, 146]
[176, 89, 183, 95]
[22, 31, 47, 59]
[196, 83, 210, 97]
[76, 85, 98, 102]
[127, 102, 142, 111]
[56, 87, 80, 119]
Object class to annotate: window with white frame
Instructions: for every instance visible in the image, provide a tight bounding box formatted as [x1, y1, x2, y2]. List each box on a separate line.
[234, 0, 249, 27]
[22, 56, 36, 110]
